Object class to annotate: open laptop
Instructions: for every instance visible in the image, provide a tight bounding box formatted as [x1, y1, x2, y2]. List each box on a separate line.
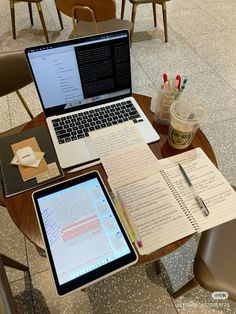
[25, 30, 159, 169]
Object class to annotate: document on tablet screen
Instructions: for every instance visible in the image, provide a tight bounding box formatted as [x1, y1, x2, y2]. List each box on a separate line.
[37, 177, 131, 285]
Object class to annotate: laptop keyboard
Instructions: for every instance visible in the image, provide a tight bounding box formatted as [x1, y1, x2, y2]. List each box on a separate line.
[52, 100, 144, 144]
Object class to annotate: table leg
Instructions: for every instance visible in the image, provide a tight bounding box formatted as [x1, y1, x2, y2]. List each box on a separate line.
[36, 246, 46, 258]
[154, 259, 161, 274]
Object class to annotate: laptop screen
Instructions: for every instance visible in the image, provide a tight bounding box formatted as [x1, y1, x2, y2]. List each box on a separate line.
[25, 30, 132, 117]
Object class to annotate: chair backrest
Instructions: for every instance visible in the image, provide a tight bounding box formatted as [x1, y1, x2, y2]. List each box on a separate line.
[0, 51, 32, 97]
[194, 217, 236, 301]
[55, 0, 116, 22]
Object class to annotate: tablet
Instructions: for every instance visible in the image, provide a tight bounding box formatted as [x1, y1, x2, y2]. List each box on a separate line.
[32, 171, 138, 295]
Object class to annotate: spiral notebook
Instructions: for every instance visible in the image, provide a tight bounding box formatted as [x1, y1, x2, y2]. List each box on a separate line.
[116, 148, 236, 255]
[89, 122, 236, 255]
[0, 125, 64, 198]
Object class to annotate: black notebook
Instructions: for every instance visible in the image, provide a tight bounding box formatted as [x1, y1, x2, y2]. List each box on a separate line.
[0, 124, 64, 197]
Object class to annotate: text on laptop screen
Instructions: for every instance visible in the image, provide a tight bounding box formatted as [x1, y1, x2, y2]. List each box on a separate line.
[37, 177, 131, 285]
[26, 31, 132, 114]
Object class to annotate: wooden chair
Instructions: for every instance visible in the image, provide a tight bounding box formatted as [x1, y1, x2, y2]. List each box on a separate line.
[0, 51, 34, 120]
[54, 0, 133, 39]
[120, 0, 170, 42]
[0, 253, 29, 314]
[9, 0, 64, 43]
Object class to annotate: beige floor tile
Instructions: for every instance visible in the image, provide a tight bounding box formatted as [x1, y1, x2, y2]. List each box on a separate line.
[181, 71, 236, 126]
[201, 118, 236, 186]
[30, 263, 177, 314]
[173, 285, 236, 314]
[31, 269, 93, 314]
[0, 206, 27, 283]
[184, 31, 236, 69]
[215, 64, 236, 89]
[8, 83, 43, 128]
[11, 276, 34, 314]
[0, 95, 11, 132]
[131, 35, 211, 85]
[7, 92, 32, 128]
[168, 8, 225, 38]
[25, 239, 50, 276]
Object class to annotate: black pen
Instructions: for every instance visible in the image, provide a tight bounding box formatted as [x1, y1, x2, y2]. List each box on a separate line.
[178, 163, 209, 217]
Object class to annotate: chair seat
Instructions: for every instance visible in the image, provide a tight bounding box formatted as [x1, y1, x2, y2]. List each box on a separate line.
[73, 19, 133, 37]
[194, 218, 236, 301]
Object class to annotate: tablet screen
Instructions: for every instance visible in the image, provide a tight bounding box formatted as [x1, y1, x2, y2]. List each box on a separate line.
[32, 171, 137, 295]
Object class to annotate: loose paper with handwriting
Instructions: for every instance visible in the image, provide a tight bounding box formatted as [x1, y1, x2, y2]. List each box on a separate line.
[89, 122, 162, 188]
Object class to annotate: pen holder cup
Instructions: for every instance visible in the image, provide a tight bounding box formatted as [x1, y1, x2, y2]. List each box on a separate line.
[154, 85, 181, 125]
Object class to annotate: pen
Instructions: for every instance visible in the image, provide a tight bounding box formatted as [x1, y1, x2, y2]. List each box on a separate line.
[162, 72, 168, 84]
[180, 77, 188, 90]
[67, 160, 101, 173]
[175, 84, 186, 99]
[178, 163, 209, 217]
[175, 74, 181, 90]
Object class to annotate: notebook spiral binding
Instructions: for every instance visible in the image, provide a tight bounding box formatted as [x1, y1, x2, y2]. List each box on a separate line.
[0, 160, 7, 196]
[160, 169, 200, 232]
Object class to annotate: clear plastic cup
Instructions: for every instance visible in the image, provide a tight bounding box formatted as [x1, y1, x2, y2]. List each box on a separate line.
[154, 78, 181, 125]
[168, 97, 207, 149]
[154, 87, 179, 124]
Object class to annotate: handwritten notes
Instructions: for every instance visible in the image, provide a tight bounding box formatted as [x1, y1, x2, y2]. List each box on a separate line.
[160, 148, 236, 232]
[90, 123, 236, 256]
[90, 122, 162, 189]
[89, 122, 145, 155]
[116, 175, 194, 254]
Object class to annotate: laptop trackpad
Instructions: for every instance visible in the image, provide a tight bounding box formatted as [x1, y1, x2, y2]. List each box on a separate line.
[57, 138, 98, 169]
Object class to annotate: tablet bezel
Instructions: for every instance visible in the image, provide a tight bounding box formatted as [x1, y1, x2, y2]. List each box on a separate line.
[32, 171, 138, 295]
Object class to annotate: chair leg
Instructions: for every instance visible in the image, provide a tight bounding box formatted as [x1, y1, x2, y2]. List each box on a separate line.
[121, 0, 126, 19]
[36, 2, 49, 43]
[1, 254, 29, 272]
[16, 90, 34, 120]
[10, 0, 16, 39]
[172, 278, 198, 298]
[72, 16, 78, 38]
[161, 2, 168, 42]
[56, 9, 64, 30]
[152, 3, 157, 27]
[0, 259, 19, 314]
[28, 2, 33, 25]
[130, 3, 137, 40]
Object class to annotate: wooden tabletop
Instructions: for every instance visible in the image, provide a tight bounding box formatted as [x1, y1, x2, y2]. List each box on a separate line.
[3, 93, 217, 265]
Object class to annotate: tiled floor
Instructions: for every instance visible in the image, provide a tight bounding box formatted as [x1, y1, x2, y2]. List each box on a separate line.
[0, 0, 236, 313]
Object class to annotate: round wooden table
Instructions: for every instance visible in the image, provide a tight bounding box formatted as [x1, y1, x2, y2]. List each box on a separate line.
[3, 93, 217, 265]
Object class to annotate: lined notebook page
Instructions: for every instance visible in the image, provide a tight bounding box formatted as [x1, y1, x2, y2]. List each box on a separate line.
[160, 148, 236, 232]
[116, 174, 195, 255]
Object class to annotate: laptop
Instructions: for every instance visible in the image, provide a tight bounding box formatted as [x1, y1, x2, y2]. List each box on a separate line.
[25, 30, 159, 169]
